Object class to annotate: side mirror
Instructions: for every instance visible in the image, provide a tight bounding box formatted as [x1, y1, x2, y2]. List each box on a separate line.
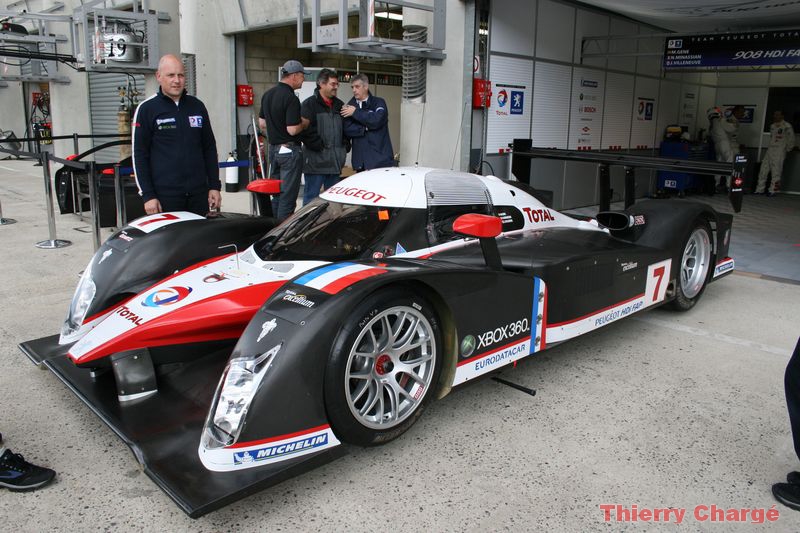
[452, 213, 503, 239]
[452, 214, 503, 270]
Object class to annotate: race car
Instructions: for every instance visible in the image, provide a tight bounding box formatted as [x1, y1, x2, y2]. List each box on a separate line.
[20, 167, 735, 517]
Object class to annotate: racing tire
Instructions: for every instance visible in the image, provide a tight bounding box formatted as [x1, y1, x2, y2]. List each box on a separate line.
[669, 219, 713, 311]
[324, 288, 442, 446]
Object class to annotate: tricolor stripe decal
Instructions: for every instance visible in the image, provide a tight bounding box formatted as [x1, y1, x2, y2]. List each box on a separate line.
[295, 263, 388, 294]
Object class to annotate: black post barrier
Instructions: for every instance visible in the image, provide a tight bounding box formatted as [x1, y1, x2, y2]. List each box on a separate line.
[35, 151, 72, 249]
[72, 133, 80, 156]
[87, 161, 101, 251]
[113, 164, 127, 229]
[0, 196, 16, 225]
[624, 166, 636, 209]
[598, 164, 611, 212]
[33, 128, 42, 167]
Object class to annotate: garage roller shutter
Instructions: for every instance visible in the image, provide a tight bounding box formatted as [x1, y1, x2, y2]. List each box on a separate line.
[88, 72, 144, 163]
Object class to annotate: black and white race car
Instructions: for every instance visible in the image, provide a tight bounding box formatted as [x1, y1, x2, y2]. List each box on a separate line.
[21, 167, 735, 516]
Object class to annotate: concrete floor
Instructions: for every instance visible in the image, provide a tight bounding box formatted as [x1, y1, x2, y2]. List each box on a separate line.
[1, 159, 799, 531]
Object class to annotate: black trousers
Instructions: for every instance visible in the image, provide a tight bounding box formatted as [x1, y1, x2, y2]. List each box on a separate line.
[158, 191, 209, 216]
[785, 337, 800, 461]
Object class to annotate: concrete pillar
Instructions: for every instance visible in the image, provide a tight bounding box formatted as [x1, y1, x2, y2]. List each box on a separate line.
[400, 0, 470, 170]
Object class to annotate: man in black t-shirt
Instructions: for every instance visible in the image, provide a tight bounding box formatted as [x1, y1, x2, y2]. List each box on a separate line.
[258, 60, 309, 220]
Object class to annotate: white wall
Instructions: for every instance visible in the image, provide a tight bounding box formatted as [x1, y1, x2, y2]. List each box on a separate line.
[0, 82, 27, 139]
[181, 0, 236, 159]
[399, 1, 469, 168]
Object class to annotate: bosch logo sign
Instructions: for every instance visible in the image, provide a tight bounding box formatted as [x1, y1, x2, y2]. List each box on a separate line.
[142, 286, 193, 307]
[477, 319, 530, 349]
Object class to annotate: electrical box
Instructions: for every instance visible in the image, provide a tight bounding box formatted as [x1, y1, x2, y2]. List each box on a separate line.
[237, 85, 254, 107]
[472, 78, 491, 109]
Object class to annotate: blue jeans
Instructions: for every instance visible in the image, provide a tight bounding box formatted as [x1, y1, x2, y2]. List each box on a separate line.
[303, 174, 339, 205]
[267, 144, 303, 221]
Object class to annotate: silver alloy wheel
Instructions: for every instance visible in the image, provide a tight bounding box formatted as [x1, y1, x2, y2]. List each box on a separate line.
[680, 227, 711, 299]
[345, 305, 436, 430]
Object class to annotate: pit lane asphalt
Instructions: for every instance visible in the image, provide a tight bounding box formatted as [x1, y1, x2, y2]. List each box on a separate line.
[1, 159, 799, 532]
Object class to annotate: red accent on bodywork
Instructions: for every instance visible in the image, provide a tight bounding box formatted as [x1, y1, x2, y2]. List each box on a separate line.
[227, 424, 330, 450]
[70, 280, 285, 364]
[246, 179, 282, 195]
[320, 267, 388, 294]
[65, 154, 78, 161]
[82, 254, 235, 325]
[452, 214, 503, 238]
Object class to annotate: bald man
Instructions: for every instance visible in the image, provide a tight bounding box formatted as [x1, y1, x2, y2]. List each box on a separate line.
[133, 54, 222, 216]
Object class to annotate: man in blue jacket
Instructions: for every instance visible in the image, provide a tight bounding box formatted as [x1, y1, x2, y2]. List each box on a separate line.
[341, 73, 395, 171]
[133, 54, 221, 216]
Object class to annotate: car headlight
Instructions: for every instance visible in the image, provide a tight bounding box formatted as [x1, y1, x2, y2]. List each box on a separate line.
[202, 342, 283, 449]
[60, 261, 96, 343]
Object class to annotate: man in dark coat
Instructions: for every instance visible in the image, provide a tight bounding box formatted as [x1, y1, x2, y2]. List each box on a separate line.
[132, 54, 221, 216]
[300, 69, 346, 204]
[341, 73, 395, 171]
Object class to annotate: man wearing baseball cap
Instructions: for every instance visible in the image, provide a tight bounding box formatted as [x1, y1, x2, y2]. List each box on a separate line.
[258, 60, 310, 220]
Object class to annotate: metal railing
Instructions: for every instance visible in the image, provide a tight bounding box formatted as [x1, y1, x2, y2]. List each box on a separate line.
[510, 144, 745, 214]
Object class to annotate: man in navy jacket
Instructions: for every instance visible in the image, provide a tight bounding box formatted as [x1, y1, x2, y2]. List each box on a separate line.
[133, 54, 221, 216]
[341, 73, 395, 170]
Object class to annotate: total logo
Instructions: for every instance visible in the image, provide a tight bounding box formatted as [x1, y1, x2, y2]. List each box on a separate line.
[477, 318, 530, 349]
[497, 89, 508, 107]
[142, 286, 193, 307]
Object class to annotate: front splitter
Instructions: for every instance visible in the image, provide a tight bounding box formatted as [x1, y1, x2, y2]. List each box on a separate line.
[19, 336, 345, 518]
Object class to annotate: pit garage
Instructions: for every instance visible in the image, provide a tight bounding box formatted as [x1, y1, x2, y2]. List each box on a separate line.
[1, 0, 799, 529]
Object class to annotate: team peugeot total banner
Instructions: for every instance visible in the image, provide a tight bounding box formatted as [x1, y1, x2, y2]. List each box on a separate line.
[664, 30, 800, 69]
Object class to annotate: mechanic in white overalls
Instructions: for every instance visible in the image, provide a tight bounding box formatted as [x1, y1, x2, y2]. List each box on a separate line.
[756, 110, 797, 195]
[708, 107, 737, 191]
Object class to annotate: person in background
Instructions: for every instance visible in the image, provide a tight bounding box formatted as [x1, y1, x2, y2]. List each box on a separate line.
[132, 54, 221, 216]
[756, 110, 796, 196]
[300, 69, 346, 205]
[0, 431, 56, 491]
[259, 60, 309, 220]
[341, 73, 395, 171]
[772, 338, 800, 511]
[708, 106, 737, 192]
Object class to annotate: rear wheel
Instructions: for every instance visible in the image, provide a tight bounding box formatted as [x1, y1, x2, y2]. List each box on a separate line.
[669, 219, 712, 311]
[324, 289, 441, 446]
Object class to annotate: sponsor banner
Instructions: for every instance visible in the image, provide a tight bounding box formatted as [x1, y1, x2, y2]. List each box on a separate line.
[636, 97, 654, 121]
[127, 211, 204, 233]
[569, 70, 604, 149]
[199, 425, 341, 472]
[722, 104, 756, 124]
[454, 337, 532, 384]
[713, 257, 735, 278]
[546, 294, 646, 344]
[295, 262, 387, 294]
[664, 30, 800, 70]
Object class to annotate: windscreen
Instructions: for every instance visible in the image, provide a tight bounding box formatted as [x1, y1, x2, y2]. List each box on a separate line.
[253, 200, 427, 261]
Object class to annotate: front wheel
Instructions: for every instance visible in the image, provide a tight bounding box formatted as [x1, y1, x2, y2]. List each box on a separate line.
[669, 219, 713, 311]
[324, 289, 441, 446]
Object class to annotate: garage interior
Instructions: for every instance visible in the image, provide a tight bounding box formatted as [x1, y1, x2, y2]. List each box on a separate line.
[1, 0, 800, 529]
